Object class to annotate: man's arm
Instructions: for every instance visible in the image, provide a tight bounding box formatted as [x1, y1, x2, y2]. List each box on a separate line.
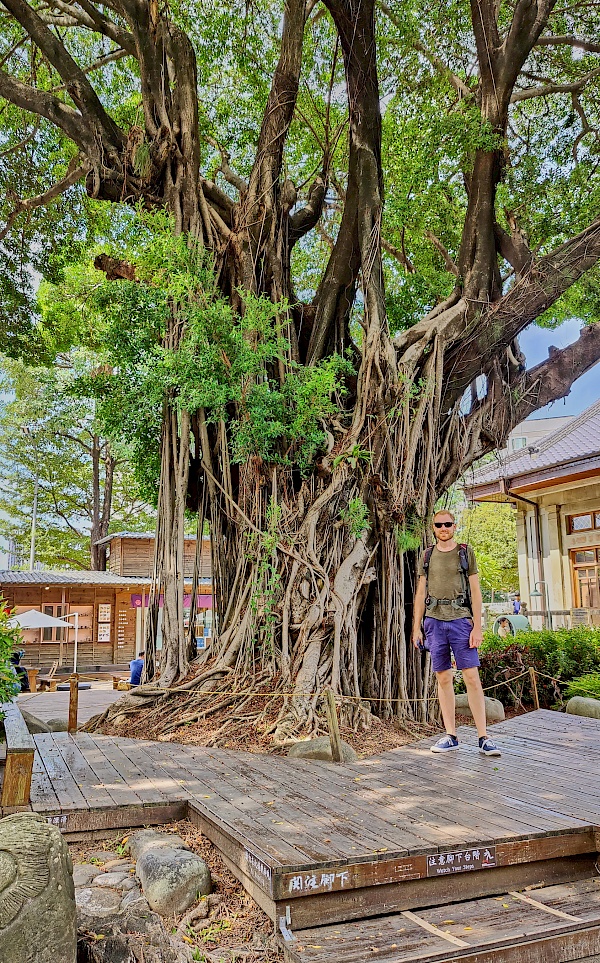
[412, 575, 427, 647]
[468, 572, 483, 647]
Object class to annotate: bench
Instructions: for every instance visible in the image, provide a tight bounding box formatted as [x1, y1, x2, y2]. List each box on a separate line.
[1, 701, 35, 807]
[37, 660, 59, 691]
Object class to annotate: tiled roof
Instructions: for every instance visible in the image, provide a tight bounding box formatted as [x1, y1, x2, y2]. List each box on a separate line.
[468, 398, 600, 487]
[0, 570, 151, 586]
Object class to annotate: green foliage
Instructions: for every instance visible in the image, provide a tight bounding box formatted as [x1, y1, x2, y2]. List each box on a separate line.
[458, 503, 518, 595]
[395, 510, 425, 553]
[470, 628, 600, 708]
[340, 497, 370, 539]
[333, 445, 371, 471]
[66, 214, 354, 496]
[565, 673, 600, 701]
[0, 602, 22, 708]
[0, 357, 155, 569]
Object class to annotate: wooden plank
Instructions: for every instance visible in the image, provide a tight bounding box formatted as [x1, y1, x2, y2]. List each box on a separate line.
[1, 701, 35, 752]
[507, 889, 583, 921]
[402, 910, 470, 948]
[29, 747, 60, 812]
[276, 854, 598, 930]
[33, 733, 92, 812]
[49, 732, 115, 810]
[1, 750, 34, 807]
[70, 733, 146, 808]
[109, 737, 188, 804]
[283, 876, 600, 963]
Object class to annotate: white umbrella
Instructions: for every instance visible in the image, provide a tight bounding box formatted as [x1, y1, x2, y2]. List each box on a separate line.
[8, 609, 80, 672]
[7, 609, 71, 630]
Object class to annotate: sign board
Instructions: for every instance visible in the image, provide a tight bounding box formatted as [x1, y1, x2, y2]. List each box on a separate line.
[98, 603, 111, 623]
[427, 846, 496, 876]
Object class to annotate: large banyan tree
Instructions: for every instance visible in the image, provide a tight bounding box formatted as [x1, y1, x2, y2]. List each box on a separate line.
[1, 0, 600, 738]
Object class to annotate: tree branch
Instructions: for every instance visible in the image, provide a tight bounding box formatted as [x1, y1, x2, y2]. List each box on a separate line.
[0, 68, 91, 149]
[52, 47, 129, 93]
[206, 135, 247, 194]
[536, 34, 600, 54]
[511, 66, 600, 103]
[512, 322, 600, 421]
[425, 231, 459, 276]
[289, 173, 327, 243]
[1, 0, 125, 149]
[0, 161, 87, 242]
[446, 213, 600, 400]
[380, 1, 472, 99]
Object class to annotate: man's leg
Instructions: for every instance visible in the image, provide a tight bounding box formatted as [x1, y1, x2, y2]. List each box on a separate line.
[462, 666, 487, 739]
[436, 669, 457, 736]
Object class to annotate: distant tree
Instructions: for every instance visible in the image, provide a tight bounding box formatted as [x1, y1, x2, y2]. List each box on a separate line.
[459, 503, 519, 597]
[0, 359, 155, 569]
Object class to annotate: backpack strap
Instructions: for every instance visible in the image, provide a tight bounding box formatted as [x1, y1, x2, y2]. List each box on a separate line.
[458, 543, 473, 614]
[422, 545, 435, 605]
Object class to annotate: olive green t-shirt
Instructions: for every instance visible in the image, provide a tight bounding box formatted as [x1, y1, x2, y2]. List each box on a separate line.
[417, 544, 477, 622]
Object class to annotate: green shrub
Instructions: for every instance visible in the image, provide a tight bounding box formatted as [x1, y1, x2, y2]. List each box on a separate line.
[565, 673, 600, 701]
[462, 628, 600, 708]
[0, 600, 22, 710]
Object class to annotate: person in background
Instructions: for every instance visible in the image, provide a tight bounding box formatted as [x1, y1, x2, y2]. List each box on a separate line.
[9, 651, 30, 692]
[512, 592, 521, 615]
[129, 650, 145, 686]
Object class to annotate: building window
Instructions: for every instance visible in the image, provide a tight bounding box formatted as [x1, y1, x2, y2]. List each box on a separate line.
[42, 605, 66, 641]
[572, 548, 600, 608]
[510, 437, 527, 451]
[569, 512, 600, 533]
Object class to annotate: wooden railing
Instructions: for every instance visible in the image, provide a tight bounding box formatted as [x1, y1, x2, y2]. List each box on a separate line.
[1, 700, 35, 807]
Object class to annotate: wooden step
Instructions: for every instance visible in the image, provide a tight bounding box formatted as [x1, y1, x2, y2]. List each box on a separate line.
[281, 876, 600, 963]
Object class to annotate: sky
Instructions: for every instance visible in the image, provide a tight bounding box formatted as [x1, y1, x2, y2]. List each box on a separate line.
[520, 318, 600, 420]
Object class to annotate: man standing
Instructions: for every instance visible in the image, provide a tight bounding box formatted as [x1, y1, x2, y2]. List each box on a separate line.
[412, 510, 501, 756]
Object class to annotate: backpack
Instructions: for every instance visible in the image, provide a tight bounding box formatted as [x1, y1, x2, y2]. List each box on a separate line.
[422, 542, 473, 614]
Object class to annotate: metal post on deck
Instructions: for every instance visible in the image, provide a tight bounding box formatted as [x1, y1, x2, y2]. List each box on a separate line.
[68, 673, 79, 733]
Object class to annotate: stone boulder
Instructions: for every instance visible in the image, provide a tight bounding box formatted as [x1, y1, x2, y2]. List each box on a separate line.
[127, 829, 190, 862]
[136, 846, 212, 916]
[455, 693, 505, 723]
[0, 812, 76, 963]
[566, 696, 600, 720]
[20, 709, 51, 733]
[287, 736, 358, 763]
[46, 717, 69, 732]
[77, 903, 193, 963]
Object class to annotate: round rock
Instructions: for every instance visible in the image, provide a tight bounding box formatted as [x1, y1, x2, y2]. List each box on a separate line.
[287, 736, 358, 763]
[455, 693, 505, 723]
[136, 847, 212, 916]
[76, 886, 122, 917]
[128, 829, 190, 862]
[566, 696, 600, 720]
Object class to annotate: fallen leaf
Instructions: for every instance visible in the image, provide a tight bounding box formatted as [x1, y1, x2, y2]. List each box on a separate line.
[442, 920, 455, 925]
[502, 903, 510, 908]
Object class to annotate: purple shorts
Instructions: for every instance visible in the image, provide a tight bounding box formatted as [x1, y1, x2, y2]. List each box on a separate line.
[423, 616, 480, 673]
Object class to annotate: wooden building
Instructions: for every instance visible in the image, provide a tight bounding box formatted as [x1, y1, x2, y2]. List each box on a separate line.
[465, 399, 600, 628]
[0, 532, 213, 669]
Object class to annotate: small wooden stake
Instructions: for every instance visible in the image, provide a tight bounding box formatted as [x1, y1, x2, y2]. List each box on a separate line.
[68, 673, 79, 733]
[529, 666, 540, 711]
[325, 689, 343, 762]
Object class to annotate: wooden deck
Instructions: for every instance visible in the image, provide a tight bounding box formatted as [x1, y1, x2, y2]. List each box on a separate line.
[3, 709, 600, 938]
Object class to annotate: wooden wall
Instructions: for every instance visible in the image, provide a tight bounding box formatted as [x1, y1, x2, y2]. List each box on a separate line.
[2, 584, 140, 668]
[107, 536, 211, 579]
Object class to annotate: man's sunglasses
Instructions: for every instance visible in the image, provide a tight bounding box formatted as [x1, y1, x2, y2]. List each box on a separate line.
[434, 521, 455, 528]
